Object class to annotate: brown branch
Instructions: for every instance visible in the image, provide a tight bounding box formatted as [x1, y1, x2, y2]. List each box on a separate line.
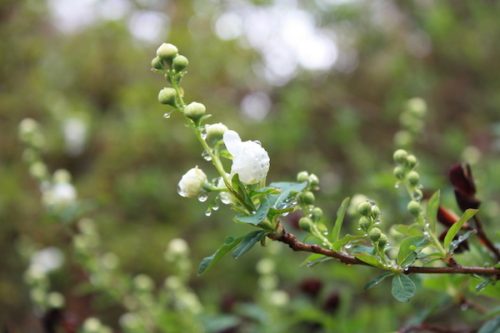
[472, 215, 500, 261]
[268, 225, 500, 276]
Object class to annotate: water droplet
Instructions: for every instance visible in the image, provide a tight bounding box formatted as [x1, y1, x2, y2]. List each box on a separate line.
[205, 208, 212, 217]
[323, 231, 328, 236]
[201, 151, 212, 161]
[220, 193, 231, 205]
[198, 193, 208, 202]
[403, 267, 409, 273]
[177, 185, 187, 197]
[423, 231, 430, 238]
[163, 112, 171, 119]
[394, 183, 400, 189]
[344, 244, 352, 249]
[212, 204, 219, 211]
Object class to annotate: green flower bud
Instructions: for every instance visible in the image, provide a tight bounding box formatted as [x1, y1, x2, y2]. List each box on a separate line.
[311, 207, 323, 221]
[359, 216, 371, 230]
[407, 200, 421, 216]
[378, 234, 388, 249]
[406, 97, 427, 118]
[393, 149, 408, 164]
[406, 154, 417, 168]
[297, 171, 309, 183]
[183, 102, 206, 121]
[309, 174, 319, 187]
[394, 131, 412, 147]
[406, 170, 420, 186]
[205, 123, 228, 144]
[158, 87, 177, 106]
[300, 191, 315, 205]
[357, 201, 372, 216]
[172, 55, 189, 72]
[393, 166, 405, 180]
[371, 205, 381, 219]
[151, 56, 163, 70]
[30, 162, 47, 179]
[299, 217, 313, 232]
[369, 228, 381, 242]
[156, 43, 178, 62]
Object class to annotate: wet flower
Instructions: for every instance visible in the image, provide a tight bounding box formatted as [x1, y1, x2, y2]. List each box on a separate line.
[223, 130, 270, 185]
[177, 167, 207, 198]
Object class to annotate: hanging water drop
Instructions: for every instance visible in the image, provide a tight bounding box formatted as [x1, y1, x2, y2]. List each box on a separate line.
[201, 151, 212, 161]
[177, 185, 187, 197]
[212, 204, 219, 211]
[163, 112, 172, 119]
[344, 244, 352, 249]
[205, 208, 212, 217]
[198, 193, 208, 202]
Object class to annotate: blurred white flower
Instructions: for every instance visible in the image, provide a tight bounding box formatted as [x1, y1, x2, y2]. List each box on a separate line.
[42, 182, 77, 207]
[30, 247, 64, 275]
[223, 130, 270, 185]
[62, 117, 87, 156]
[168, 238, 189, 256]
[177, 167, 207, 198]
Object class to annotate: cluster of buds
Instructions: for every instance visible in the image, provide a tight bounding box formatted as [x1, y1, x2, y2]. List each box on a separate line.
[256, 257, 289, 308]
[295, 171, 327, 242]
[394, 97, 427, 148]
[357, 201, 387, 251]
[393, 149, 423, 217]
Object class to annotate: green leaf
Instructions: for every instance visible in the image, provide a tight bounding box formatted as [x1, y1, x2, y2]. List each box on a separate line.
[232, 230, 267, 259]
[198, 236, 243, 275]
[426, 191, 440, 234]
[475, 279, 491, 292]
[355, 252, 384, 268]
[391, 274, 416, 302]
[330, 197, 350, 243]
[391, 224, 423, 237]
[234, 197, 273, 225]
[397, 236, 427, 267]
[364, 272, 394, 290]
[478, 316, 500, 333]
[231, 174, 255, 210]
[443, 209, 478, 250]
[331, 234, 364, 251]
[268, 181, 307, 209]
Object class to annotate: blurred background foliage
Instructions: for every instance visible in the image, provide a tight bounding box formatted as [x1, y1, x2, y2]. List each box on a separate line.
[1, 0, 499, 331]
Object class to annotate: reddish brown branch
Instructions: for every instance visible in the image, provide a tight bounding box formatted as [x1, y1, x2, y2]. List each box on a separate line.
[269, 225, 500, 276]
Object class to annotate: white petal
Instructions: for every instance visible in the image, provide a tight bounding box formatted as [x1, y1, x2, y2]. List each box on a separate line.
[223, 130, 242, 155]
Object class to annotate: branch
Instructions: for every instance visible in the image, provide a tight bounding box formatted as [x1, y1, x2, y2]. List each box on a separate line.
[269, 225, 500, 276]
[472, 215, 500, 261]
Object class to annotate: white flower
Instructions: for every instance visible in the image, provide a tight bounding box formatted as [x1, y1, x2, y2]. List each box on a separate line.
[42, 182, 77, 207]
[177, 167, 207, 198]
[223, 130, 270, 185]
[167, 238, 189, 256]
[30, 247, 64, 275]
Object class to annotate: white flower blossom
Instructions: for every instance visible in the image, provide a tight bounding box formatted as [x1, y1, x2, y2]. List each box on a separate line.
[30, 247, 64, 275]
[42, 182, 77, 207]
[177, 167, 207, 198]
[223, 130, 270, 185]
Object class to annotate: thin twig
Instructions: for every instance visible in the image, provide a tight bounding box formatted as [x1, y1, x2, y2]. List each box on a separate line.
[268, 225, 500, 276]
[472, 215, 500, 261]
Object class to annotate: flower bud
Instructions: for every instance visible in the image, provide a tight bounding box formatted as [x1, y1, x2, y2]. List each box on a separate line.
[177, 167, 207, 198]
[300, 191, 315, 205]
[309, 174, 320, 188]
[393, 149, 408, 164]
[172, 55, 189, 72]
[297, 171, 309, 183]
[205, 123, 227, 143]
[357, 201, 372, 216]
[30, 162, 47, 179]
[359, 216, 371, 230]
[369, 228, 381, 242]
[407, 200, 421, 216]
[151, 56, 163, 70]
[393, 166, 405, 180]
[299, 217, 313, 232]
[156, 43, 178, 62]
[158, 87, 177, 106]
[406, 154, 417, 168]
[371, 205, 380, 219]
[378, 234, 388, 249]
[311, 207, 323, 221]
[394, 130, 412, 147]
[412, 189, 423, 201]
[406, 98, 427, 118]
[183, 102, 206, 121]
[406, 171, 420, 186]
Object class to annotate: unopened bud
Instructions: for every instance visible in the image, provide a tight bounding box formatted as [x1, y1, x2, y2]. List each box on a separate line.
[311, 207, 323, 221]
[183, 102, 206, 121]
[407, 200, 421, 216]
[205, 123, 228, 143]
[371, 205, 380, 219]
[406, 98, 427, 117]
[406, 171, 420, 186]
[357, 201, 372, 216]
[300, 191, 315, 205]
[151, 56, 163, 70]
[299, 217, 313, 232]
[359, 216, 371, 230]
[369, 228, 381, 242]
[378, 234, 388, 249]
[309, 174, 319, 188]
[156, 43, 178, 62]
[393, 166, 405, 180]
[172, 55, 189, 72]
[297, 171, 309, 183]
[393, 149, 408, 164]
[406, 154, 417, 168]
[158, 87, 177, 106]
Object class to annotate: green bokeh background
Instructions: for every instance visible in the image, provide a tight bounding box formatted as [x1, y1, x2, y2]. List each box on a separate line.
[1, 0, 499, 331]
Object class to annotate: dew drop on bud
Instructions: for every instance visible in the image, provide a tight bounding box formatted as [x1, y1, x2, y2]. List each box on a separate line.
[205, 208, 212, 217]
[212, 204, 219, 211]
[163, 112, 172, 119]
[177, 184, 187, 197]
[198, 193, 208, 202]
[344, 244, 352, 249]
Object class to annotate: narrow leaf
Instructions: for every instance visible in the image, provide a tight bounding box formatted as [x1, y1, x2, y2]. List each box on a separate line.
[234, 197, 272, 225]
[269, 181, 307, 209]
[355, 252, 384, 268]
[397, 236, 427, 266]
[426, 191, 440, 234]
[330, 197, 350, 243]
[364, 272, 394, 290]
[391, 274, 416, 302]
[478, 317, 500, 333]
[443, 209, 478, 250]
[232, 230, 267, 259]
[198, 236, 242, 275]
